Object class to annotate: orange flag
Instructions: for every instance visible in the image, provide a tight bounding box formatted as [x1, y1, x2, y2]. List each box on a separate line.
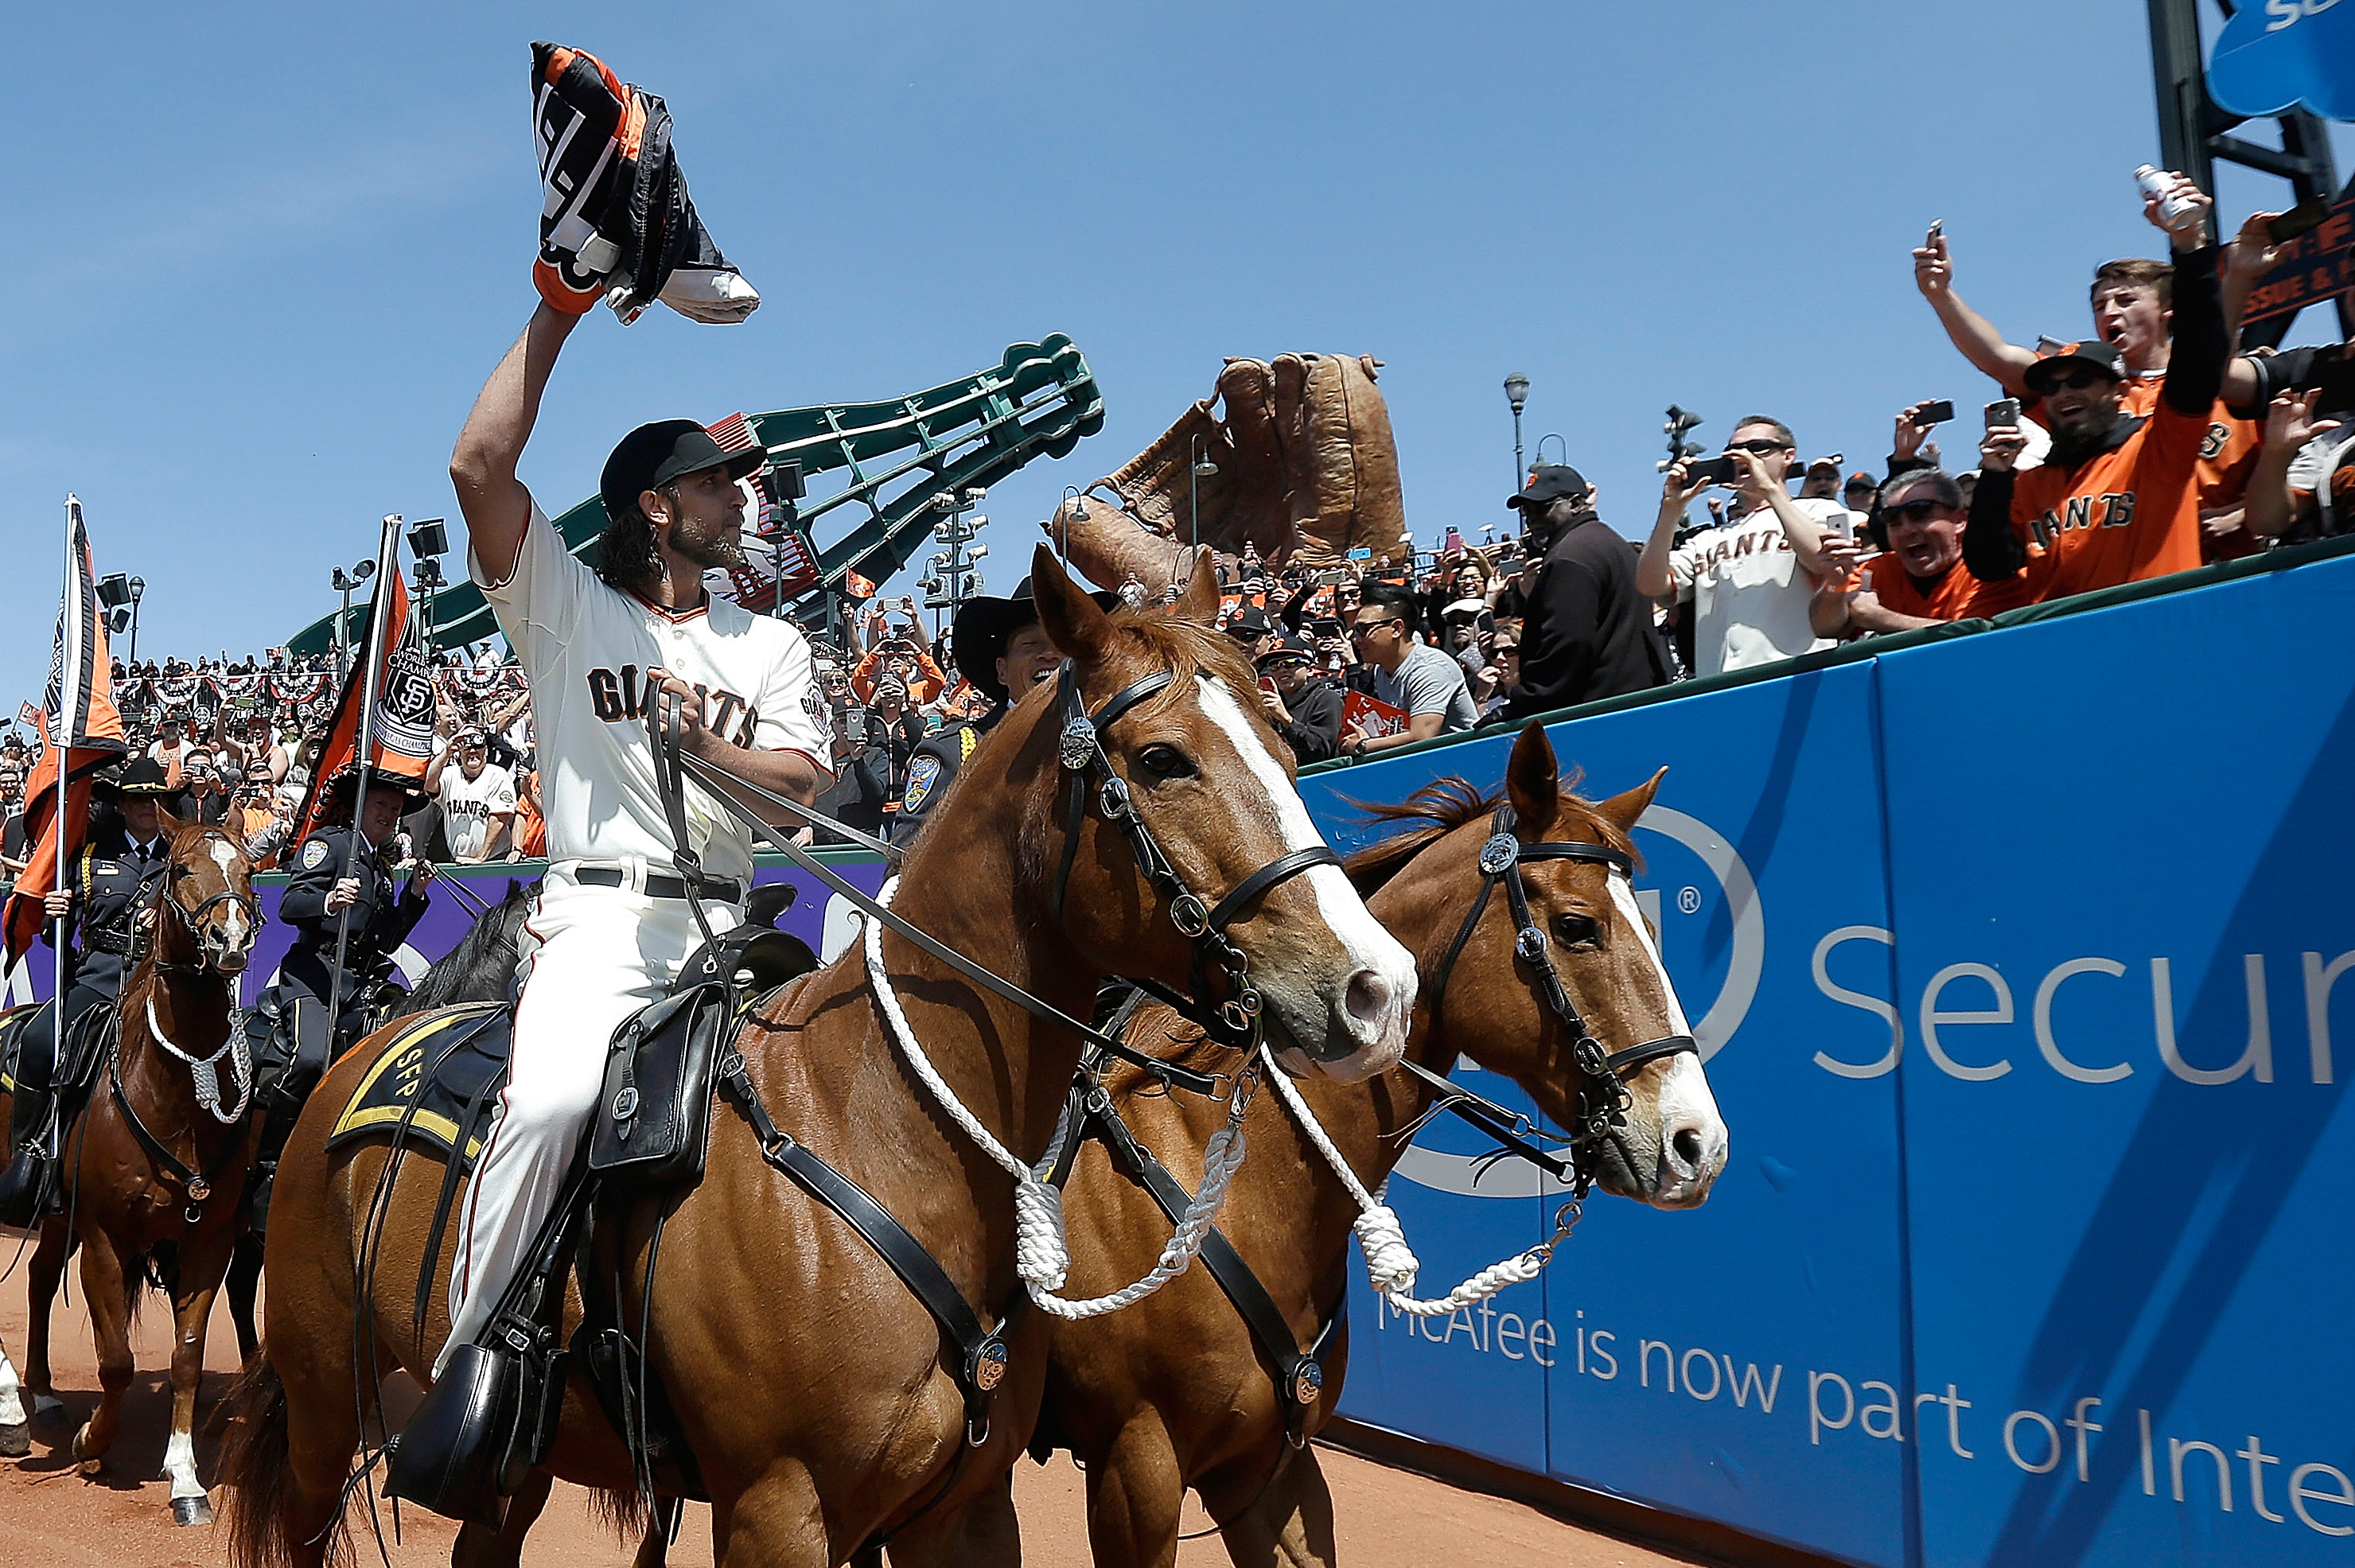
[4, 500, 128, 965]
[846, 569, 878, 599]
[290, 567, 438, 846]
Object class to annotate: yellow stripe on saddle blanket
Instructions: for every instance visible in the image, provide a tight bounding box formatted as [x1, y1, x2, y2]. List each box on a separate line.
[327, 1002, 513, 1167]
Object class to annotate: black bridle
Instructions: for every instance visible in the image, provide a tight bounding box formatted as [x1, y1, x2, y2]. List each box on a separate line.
[1049, 663, 1344, 1055]
[1415, 803, 1697, 1181]
[137, 832, 261, 978]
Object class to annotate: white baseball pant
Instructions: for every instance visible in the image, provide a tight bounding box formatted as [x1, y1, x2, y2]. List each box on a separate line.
[438, 864, 738, 1374]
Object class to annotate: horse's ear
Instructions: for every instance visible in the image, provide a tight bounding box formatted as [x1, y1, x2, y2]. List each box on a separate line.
[1173, 549, 1220, 625]
[1504, 722, 1559, 836]
[154, 805, 187, 839]
[1031, 545, 1116, 667]
[1595, 765, 1668, 837]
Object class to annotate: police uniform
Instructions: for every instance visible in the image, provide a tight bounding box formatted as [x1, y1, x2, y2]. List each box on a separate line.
[275, 820, 430, 1045]
[440, 422, 824, 1372]
[890, 704, 1002, 844]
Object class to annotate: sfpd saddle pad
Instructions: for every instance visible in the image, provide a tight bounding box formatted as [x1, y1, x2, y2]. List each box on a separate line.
[327, 1003, 512, 1172]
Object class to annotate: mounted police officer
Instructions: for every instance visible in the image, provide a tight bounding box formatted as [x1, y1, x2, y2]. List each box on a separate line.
[0, 758, 181, 1220]
[892, 576, 1119, 843]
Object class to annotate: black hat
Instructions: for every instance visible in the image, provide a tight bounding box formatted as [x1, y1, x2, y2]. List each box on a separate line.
[94, 757, 177, 801]
[951, 577, 1122, 707]
[1255, 633, 1316, 668]
[2023, 341, 2126, 395]
[1224, 605, 1273, 639]
[599, 419, 769, 523]
[1508, 465, 1590, 509]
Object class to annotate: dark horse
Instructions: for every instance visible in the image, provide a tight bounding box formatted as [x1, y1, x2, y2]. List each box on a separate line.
[220, 551, 1417, 1568]
[224, 879, 541, 1362]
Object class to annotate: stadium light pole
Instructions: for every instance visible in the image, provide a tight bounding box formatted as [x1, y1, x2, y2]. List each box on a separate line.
[1504, 373, 1531, 491]
[329, 558, 376, 682]
[1189, 436, 1219, 578]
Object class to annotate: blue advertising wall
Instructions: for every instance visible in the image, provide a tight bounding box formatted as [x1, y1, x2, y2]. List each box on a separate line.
[1297, 550, 2355, 1568]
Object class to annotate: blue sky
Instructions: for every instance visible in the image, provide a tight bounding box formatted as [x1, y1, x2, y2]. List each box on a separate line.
[5, 1, 2347, 699]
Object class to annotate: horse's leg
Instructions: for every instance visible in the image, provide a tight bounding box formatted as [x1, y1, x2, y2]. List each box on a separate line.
[23, 1212, 71, 1421]
[450, 1466, 551, 1568]
[0, 1329, 25, 1457]
[68, 1224, 136, 1472]
[1208, 1445, 1337, 1568]
[887, 1472, 1022, 1568]
[715, 1465, 831, 1567]
[227, 1233, 263, 1363]
[1086, 1414, 1189, 1568]
[161, 1228, 237, 1524]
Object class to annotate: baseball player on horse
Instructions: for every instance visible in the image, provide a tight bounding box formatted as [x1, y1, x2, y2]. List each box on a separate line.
[427, 300, 829, 1385]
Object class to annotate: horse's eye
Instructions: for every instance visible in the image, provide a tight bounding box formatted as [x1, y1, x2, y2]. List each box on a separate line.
[1136, 745, 1194, 781]
[1553, 913, 1599, 948]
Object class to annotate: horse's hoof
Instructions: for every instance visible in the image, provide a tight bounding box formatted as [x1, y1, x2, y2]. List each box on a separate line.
[76, 1455, 103, 1477]
[173, 1493, 214, 1527]
[0, 1421, 28, 1457]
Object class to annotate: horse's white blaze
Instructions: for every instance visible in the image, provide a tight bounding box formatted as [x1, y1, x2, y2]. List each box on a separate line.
[0, 1348, 24, 1429]
[163, 1428, 204, 1499]
[1606, 876, 1726, 1189]
[207, 838, 251, 950]
[1193, 678, 1416, 1049]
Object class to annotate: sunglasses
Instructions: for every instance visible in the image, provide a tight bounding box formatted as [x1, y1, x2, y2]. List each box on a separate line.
[1726, 438, 1793, 455]
[2042, 369, 2110, 392]
[1886, 498, 1955, 523]
[1494, 644, 1520, 657]
[1346, 617, 1400, 640]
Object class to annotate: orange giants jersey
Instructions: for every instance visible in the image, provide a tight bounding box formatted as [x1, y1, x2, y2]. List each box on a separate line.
[1863, 554, 2035, 621]
[2007, 395, 2208, 601]
[2120, 373, 2259, 513]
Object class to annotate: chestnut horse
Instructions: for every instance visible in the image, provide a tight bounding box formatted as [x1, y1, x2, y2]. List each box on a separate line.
[1, 811, 259, 1524]
[220, 551, 1417, 1568]
[913, 722, 1730, 1568]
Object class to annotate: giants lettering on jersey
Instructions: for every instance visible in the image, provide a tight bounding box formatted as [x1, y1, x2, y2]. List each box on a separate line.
[2030, 491, 2137, 549]
[585, 663, 761, 747]
[1685, 527, 1794, 576]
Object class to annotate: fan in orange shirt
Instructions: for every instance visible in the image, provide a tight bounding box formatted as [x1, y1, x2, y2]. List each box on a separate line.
[1964, 173, 2227, 605]
[1812, 469, 2033, 639]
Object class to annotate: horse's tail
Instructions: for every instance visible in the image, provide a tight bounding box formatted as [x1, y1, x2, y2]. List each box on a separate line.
[217, 1348, 294, 1568]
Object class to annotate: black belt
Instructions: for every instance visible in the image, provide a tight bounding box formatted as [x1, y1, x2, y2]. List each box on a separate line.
[84, 928, 134, 956]
[575, 867, 743, 904]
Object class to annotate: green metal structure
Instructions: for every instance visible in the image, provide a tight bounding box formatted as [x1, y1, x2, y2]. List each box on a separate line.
[285, 335, 1103, 656]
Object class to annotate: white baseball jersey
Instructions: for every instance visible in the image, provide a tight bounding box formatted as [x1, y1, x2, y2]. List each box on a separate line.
[436, 760, 517, 861]
[469, 500, 828, 883]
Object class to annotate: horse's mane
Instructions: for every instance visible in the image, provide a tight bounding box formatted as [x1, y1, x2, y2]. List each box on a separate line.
[1341, 765, 1633, 894]
[391, 879, 536, 1017]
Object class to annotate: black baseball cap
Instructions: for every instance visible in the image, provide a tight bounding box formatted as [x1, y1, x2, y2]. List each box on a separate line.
[1508, 465, 1590, 509]
[1224, 605, 1274, 639]
[600, 419, 769, 523]
[2023, 341, 2125, 394]
[1255, 633, 1316, 668]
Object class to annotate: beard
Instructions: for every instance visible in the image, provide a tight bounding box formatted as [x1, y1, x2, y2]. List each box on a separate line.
[670, 512, 748, 571]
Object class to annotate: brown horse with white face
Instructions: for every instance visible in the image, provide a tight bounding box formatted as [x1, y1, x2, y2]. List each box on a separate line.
[914, 722, 1728, 1568]
[221, 550, 1416, 1568]
[12, 811, 259, 1525]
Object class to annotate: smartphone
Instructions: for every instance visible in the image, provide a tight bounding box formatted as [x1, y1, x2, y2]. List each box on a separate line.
[1310, 618, 1343, 639]
[844, 706, 867, 744]
[2267, 196, 2330, 247]
[1684, 454, 1742, 487]
[1985, 398, 2022, 430]
[1926, 219, 1944, 241]
[1257, 675, 1279, 698]
[1913, 400, 1956, 426]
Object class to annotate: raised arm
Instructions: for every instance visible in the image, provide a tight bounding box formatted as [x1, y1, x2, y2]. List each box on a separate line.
[1737, 450, 1838, 578]
[2246, 389, 2341, 540]
[1913, 232, 2038, 396]
[449, 303, 582, 584]
[1637, 461, 1707, 600]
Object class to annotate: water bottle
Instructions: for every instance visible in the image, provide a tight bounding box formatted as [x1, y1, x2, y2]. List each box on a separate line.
[2133, 165, 2203, 232]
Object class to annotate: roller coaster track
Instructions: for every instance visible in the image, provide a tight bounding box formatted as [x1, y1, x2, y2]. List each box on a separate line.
[283, 334, 1101, 656]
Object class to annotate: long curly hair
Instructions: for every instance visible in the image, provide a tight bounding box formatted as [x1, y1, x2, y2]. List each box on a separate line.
[596, 489, 668, 593]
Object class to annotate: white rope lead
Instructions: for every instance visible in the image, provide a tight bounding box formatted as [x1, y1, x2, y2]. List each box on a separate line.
[144, 994, 252, 1125]
[863, 877, 1251, 1319]
[1259, 1043, 1569, 1317]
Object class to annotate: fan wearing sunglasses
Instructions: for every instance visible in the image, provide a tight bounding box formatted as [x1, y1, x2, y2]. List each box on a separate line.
[1964, 169, 2227, 604]
[1811, 469, 2034, 639]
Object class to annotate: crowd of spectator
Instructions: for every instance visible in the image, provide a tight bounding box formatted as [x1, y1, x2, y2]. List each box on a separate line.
[10, 172, 2349, 866]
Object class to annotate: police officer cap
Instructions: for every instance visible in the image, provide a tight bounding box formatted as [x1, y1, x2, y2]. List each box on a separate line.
[601, 420, 770, 523]
[94, 757, 177, 800]
[951, 576, 1123, 707]
[323, 764, 426, 803]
